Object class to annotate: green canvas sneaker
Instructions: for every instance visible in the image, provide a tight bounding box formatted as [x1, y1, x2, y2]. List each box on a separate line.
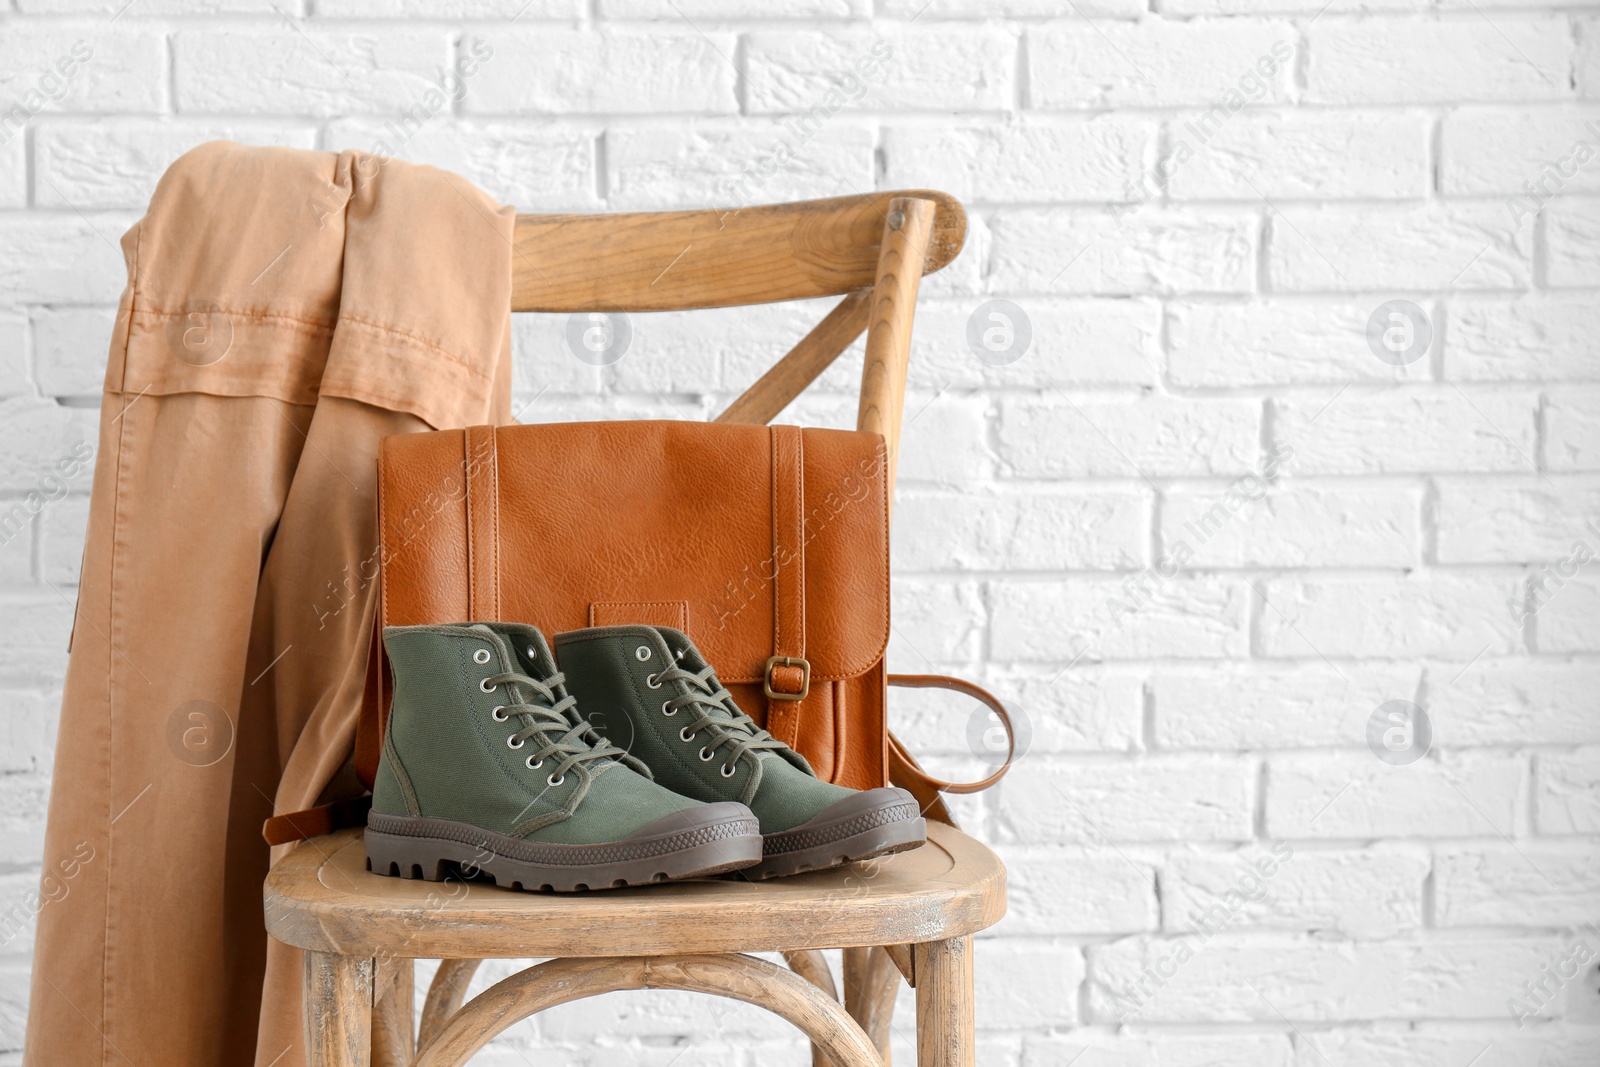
[552, 625, 926, 880]
[366, 622, 762, 891]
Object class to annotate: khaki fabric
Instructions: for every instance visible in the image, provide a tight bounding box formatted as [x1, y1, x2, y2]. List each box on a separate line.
[23, 141, 514, 1067]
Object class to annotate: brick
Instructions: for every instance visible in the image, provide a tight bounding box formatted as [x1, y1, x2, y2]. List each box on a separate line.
[885, 0, 1141, 13]
[0, 517, 30, 584]
[1267, 753, 1524, 839]
[1001, 846, 1159, 934]
[0, 400, 99, 495]
[320, 0, 576, 13]
[0, 597, 74, 686]
[1030, 20, 1296, 109]
[327, 120, 601, 213]
[1584, 15, 1600, 99]
[1307, 17, 1572, 104]
[997, 756, 1255, 843]
[1275, 389, 1538, 475]
[0, 214, 134, 304]
[882, 117, 1154, 203]
[1437, 478, 1600, 563]
[40, 496, 89, 586]
[1295, 1028, 1600, 1067]
[606, 0, 866, 14]
[1268, 203, 1533, 291]
[990, 209, 1257, 295]
[745, 27, 1015, 114]
[911, 298, 1161, 390]
[894, 488, 1148, 572]
[36, 122, 317, 210]
[0, 313, 26, 399]
[896, 395, 990, 486]
[475, 29, 738, 115]
[1546, 388, 1600, 472]
[1025, 1032, 1294, 1067]
[992, 577, 1251, 662]
[0, 691, 56, 775]
[0, 136, 21, 209]
[1168, 300, 1425, 387]
[1546, 199, 1600, 286]
[982, 941, 1085, 1029]
[0, 29, 164, 118]
[1169, 111, 1429, 200]
[1260, 574, 1521, 659]
[1436, 844, 1600, 927]
[889, 578, 983, 667]
[1447, 295, 1600, 381]
[22, 0, 302, 9]
[607, 121, 872, 212]
[1088, 934, 1558, 1023]
[0, 769, 50, 863]
[1429, 660, 1600, 746]
[1536, 748, 1600, 834]
[998, 396, 1261, 479]
[174, 30, 450, 116]
[1165, 0, 1423, 11]
[1536, 576, 1600, 653]
[31, 306, 115, 397]
[1154, 662, 1422, 750]
[1164, 845, 1427, 939]
[1442, 107, 1600, 196]
[1161, 484, 1420, 568]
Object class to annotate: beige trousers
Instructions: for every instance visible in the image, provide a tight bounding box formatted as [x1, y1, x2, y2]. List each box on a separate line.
[23, 141, 514, 1067]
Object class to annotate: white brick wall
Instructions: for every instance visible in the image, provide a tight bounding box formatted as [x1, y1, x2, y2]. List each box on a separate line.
[0, 1, 1596, 1065]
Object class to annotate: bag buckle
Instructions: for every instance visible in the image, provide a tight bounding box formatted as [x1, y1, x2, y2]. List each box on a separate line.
[763, 655, 811, 701]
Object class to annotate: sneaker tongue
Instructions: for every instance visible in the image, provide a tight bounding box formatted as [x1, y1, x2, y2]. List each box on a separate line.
[654, 627, 766, 745]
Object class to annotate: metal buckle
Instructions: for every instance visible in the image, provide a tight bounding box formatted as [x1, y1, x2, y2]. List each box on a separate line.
[763, 655, 811, 701]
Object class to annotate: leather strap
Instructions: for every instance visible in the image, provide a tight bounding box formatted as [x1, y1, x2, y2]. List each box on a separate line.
[464, 424, 501, 621]
[764, 424, 807, 747]
[887, 673, 1015, 794]
[888, 730, 954, 827]
[262, 795, 372, 847]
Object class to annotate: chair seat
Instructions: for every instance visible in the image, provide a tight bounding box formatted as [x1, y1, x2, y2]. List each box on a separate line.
[265, 821, 1005, 960]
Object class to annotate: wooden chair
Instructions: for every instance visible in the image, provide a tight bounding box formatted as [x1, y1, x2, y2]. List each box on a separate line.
[264, 192, 1007, 1066]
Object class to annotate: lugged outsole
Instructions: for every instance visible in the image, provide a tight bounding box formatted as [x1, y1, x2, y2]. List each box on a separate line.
[738, 816, 927, 882]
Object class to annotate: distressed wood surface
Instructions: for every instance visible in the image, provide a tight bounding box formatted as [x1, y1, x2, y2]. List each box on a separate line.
[914, 938, 974, 1067]
[370, 956, 413, 1066]
[303, 951, 372, 1067]
[843, 946, 902, 1064]
[418, 958, 482, 1051]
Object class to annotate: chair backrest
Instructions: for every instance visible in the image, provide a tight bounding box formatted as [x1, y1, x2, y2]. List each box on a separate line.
[509, 191, 966, 495]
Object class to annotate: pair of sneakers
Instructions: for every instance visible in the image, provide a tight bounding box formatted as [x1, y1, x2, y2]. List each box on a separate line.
[365, 622, 926, 892]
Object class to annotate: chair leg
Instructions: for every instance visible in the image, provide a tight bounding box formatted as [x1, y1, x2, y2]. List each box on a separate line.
[783, 950, 840, 1067]
[304, 951, 373, 1067]
[914, 937, 974, 1067]
[842, 946, 898, 1065]
[371, 957, 415, 1066]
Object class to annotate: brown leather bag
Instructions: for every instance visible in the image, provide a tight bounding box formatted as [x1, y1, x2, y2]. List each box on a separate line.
[264, 419, 1011, 845]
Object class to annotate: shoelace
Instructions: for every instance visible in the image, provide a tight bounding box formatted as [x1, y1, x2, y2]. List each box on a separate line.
[654, 661, 790, 779]
[482, 668, 650, 785]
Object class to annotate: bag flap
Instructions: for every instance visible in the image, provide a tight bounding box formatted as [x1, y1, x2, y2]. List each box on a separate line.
[378, 420, 890, 684]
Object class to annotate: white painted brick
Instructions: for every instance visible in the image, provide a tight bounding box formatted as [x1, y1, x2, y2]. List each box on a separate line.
[1088, 934, 1558, 1022]
[319, 0, 575, 13]
[1259, 574, 1521, 659]
[173, 30, 450, 116]
[1546, 388, 1600, 472]
[894, 488, 1149, 572]
[22, 0, 305, 10]
[1430, 660, 1600, 746]
[1267, 752, 1524, 839]
[884, 0, 1142, 14]
[1307, 17, 1573, 104]
[1583, 15, 1600, 99]
[1168, 300, 1422, 387]
[0, 518, 30, 584]
[1029, 20, 1296, 109]
[0, 136, 22, 209]
[1275, 389, 1538, 475]
[910, 298, 1162, 390]
[891, 665, 1143, 758]
[1161, 484, 1421, 568]
[1294, 1027, 1600, 1067]
[1163, 844, 1427, 939]
[882, 117, 1155, 203]
[1268, 203, 1533, 291]
[0, 691, 56, 774]
[328, 120, 601, 213]
[1536, 748, 1600, 834]
[0, 959, 28, 1049]
[36, 122, 317, 210]
[1025, 1032, 1293, 1067]
[0, 28, 164, 117]
[982, 941, 1085, 1028]
[30, 306, 114, 397]
[1437, 477, 1600, 563]
[0, 313, 26, 399]
[0, 597, 74, 686]
[0, 768, 50, 862]
[1536, 576, 1600, 653]
[1169, 111, 1429, 200]
[606, 121, 873, 211]
[1165, 0, 1423, 10]
[1447, 295, 1600, 381]
[888, 578, 983, 667]
[1436, 844, 1600, 926]
[745, 27, 1015, 114]
[469, 30, 737, 115]
[0, 214, 134, 305]
[40, 495, 89, 585]
[998, 396, 1261, 479]
[996, 756, 1255, 843]
[992, 577, 1251, 662]
[896, 394, 991, 486]
[1547, 199, 1600, 287]
[1000, 846, 1158, 934]
[0, 399, 98, 495]
[1442, 107, 1600, 196]
[1153, 662, 1421, 750]
[989, 209, 1258, 295]
[606, 0, 863, 12]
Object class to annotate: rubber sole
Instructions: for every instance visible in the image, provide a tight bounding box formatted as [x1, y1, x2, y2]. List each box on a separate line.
[364, 804, 762, 892]
[739, 787, 927, 881]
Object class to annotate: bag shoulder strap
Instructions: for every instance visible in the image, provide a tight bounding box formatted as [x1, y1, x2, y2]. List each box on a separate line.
[886, 673, 1015, 795]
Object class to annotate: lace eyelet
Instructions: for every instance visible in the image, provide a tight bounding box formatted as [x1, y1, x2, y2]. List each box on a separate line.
[547, 773, 565, 787]
[491, 706, 508, 722]
[473, 648, 491, 664]
[720, 763, 736, 778]
[698, 747, 715, 762]
[636, 646, 652, 662]
[526, 756, 543, 769]
[662, 700, 677, 717]
[646, 672, 662, 690]
[679, 727, 695, 743]
[480, 678, 497, 693]
[507, 735, 524, 750]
